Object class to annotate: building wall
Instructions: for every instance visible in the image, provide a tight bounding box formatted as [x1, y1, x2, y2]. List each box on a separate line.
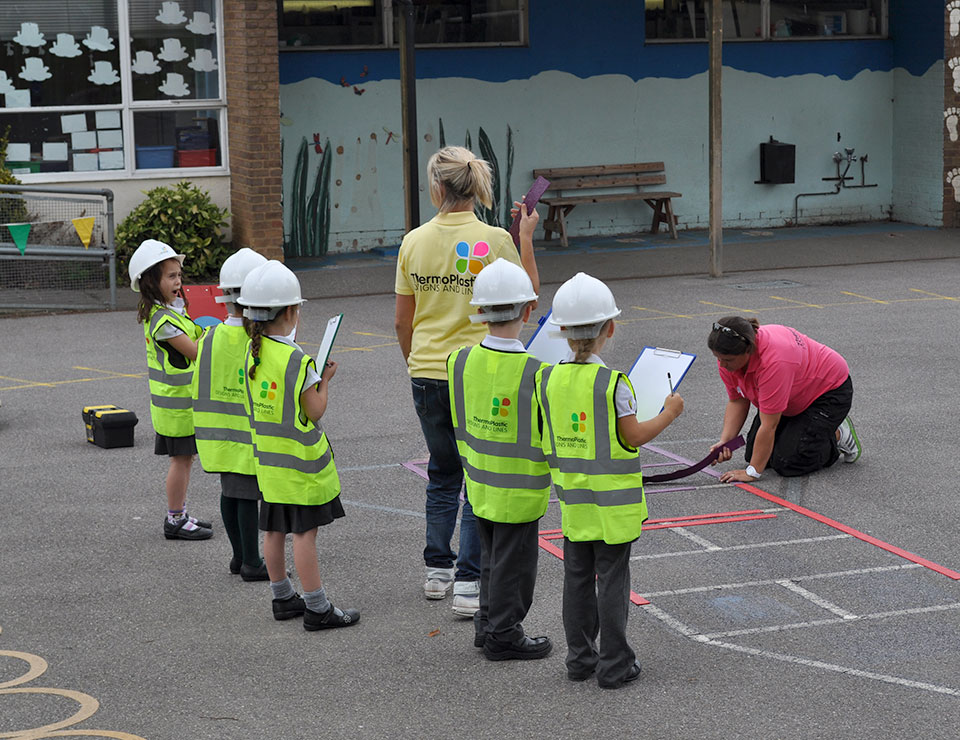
[277, 0, 945, 254]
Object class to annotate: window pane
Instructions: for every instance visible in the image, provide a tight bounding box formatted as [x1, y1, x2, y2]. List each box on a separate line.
[395, 0, 523, 45]
[0, 2, 121, 107]
[129, 0, 220, 101]
[0, 110, 124, 174]
[279, 0, 382, 47]
[133, 108, 221, 170]
[771, 1, 881, 38]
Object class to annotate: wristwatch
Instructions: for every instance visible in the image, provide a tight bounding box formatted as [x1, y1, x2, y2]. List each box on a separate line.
[745, 465, 762, 479]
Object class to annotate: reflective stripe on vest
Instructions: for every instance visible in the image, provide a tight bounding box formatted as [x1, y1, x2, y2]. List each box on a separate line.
[244, 338, 340, 506]
[144, 305, 200, 437]
[192, 323, 255, 474]
[537, 362, 647, 544]
[448, 345, 550, 523]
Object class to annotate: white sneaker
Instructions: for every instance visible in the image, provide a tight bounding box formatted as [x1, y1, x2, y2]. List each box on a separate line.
[424, 567, 454, 600]
[836, 416, 861, 463]
[451, 580, 480, 618]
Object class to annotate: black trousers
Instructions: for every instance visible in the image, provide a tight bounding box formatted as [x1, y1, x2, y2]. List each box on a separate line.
[562, 538, 636, 687]
[473, 516, 541, 645]
[745, 375, 853, 477]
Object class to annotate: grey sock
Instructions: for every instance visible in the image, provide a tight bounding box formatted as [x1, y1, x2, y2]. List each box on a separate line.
[271, 577, 295, 601]
[303, 586, 331, 614]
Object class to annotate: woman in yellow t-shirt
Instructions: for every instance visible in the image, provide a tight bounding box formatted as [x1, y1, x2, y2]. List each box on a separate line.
[394, 145, 539, 618]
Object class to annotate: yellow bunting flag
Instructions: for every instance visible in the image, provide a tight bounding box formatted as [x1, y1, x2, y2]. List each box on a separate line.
[7, 223, 30, 255]
[72, 216, 96, 249]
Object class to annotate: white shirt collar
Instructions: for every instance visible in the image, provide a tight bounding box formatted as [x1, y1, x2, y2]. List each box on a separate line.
[481, 335, 526, 352]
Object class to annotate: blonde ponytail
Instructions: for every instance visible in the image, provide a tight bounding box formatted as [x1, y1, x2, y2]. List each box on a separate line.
[427, 146, 493, 212]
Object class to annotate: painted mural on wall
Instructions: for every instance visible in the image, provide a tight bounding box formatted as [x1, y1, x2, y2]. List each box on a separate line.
[286, 136, 333, 257]
[947, 2, 960, 206]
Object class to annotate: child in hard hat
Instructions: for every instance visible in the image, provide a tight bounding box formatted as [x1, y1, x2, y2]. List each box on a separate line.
[447, 255, 552, 662]
[192, 248, 269, 579]
[238, 260, 359, 631]
[130, 238, 212, 541]
[535, 272, 684, 689]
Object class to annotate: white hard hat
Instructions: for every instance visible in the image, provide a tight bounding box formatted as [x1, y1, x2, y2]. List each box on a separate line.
[237, 260, 306, 321]
[216, 248, 268, 302]
[468, 259, 537, 323]
[548, 272, 621, 338]
[128, 238, 184, 292]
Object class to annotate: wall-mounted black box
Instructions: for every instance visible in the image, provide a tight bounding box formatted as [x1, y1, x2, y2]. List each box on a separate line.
[758, 138, 795, 184]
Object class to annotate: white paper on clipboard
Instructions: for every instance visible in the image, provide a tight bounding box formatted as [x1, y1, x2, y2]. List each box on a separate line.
[315, 313, 343, 369]
[524, 310, 569, 365]
[626, 346, 696, 421]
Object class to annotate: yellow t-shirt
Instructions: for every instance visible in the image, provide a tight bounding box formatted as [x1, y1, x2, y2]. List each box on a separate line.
[395, 211, 522, 379]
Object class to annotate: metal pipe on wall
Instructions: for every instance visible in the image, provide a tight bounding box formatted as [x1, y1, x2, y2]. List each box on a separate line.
[708, 0, 723, 277]
[397, 0, 420, 232]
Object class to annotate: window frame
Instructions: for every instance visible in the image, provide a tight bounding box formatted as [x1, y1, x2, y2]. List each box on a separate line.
[277, 0, 529, 52]
[0, 0, 229, 183]
[643, 0, 889, 44]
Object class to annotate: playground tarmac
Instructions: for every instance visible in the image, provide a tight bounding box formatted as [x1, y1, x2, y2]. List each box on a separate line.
[2, 222, 960, 739]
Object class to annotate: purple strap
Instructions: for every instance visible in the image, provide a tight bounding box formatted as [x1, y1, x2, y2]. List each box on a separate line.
[509, 176, 551, 247]
[643, 435, 746, 483]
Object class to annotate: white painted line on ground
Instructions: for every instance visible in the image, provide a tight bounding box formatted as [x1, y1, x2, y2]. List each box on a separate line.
[701, 602, 960, 640]
[776, 579, 859, 620]
[631, 533, 851, 561]
[339, 463, 403, 472]
[670, 526, 721, 551]
[641, 563, 922, 598]
[341, 499, 425, 519]
[642, 602, 960, 698]
[644, 483, 731, 491]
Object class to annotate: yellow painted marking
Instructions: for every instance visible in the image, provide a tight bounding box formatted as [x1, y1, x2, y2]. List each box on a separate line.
[909, 288, 960, 301]
[353, 331, 396, 339]
[73, 366, 146, 379]
[0, 374, 54, 387]
[0, 687, 98, 738]
[840, 290, 888, 304]
[698, 301, 759, 313]
[0, 651, 48, 689]
[769, 295, 823, 309]
[631, 306, 694, 319]
[332, 341, 397, 354]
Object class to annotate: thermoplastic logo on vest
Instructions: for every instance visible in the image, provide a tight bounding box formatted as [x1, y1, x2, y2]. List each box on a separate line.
[260, 380, 277, 400]
[237, 368, 244, 385]
[492, 397, 511, 417]
[455, 240, 489, 275]
[571, 412, 587, 432]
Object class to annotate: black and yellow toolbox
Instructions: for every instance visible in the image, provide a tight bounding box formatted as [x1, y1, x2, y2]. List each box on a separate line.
[82, 405, 138, 448]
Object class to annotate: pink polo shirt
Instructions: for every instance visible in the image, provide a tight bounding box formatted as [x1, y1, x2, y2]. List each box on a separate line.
[718, 325, 849, 417]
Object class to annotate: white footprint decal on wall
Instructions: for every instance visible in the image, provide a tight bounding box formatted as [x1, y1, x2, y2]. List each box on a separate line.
[946, 108, 960, 143]
[950, 1, 960, 38]
[948, 168, 960, 203]
[949, 58, 960, 93]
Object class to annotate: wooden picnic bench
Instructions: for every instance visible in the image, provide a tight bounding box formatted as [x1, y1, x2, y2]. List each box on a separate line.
[532, 162, 681, 247]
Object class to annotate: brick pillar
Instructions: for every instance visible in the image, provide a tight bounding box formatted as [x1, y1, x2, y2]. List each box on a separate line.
[944, 4, 960, 227]
[223, 1, 284, 260]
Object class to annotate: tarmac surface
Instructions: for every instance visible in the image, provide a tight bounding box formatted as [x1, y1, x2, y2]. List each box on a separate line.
[2, 221, 960, 739]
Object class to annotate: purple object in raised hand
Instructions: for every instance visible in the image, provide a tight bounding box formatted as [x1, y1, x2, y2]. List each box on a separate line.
[509, 176, 551, 247]
[643, 435, 746, 483]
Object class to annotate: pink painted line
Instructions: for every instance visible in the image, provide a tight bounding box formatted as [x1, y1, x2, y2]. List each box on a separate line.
[645, 485, 699, 494]
[540, 528, 562, 535]
[538, 536, 650, 605]
[648, 509, 765, 524]
[642, 444, 960, 581]
[642, 462, 684, 469]
[402, 459, 429, 481]
[644, 514, 777, 531]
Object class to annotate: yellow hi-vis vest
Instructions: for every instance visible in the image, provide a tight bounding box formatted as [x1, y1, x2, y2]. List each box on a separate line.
[192, 322, 255, 474]
[244, 337, 340, 506]
[447, 345, 551, 523]
[144, 304, 202, 437]
[535, 362, 647, 544]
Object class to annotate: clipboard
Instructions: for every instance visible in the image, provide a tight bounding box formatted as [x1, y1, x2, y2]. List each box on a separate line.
[315, 314, 344, 369]
[524, 310, 569, 364]
[626, 346, 696, 421]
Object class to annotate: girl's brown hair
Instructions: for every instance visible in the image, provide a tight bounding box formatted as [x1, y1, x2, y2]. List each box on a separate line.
[707, 316, 760, 355]
[244, 318, 267, 380]
[136, 258, 189, 323]
[427, 146, 493, 212]
[566, 320, 612, 363]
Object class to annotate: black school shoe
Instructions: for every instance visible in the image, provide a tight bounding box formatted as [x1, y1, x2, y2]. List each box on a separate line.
[273, 593, 306, 621]
[229, 557, 241, 574]
[163, 517, 213, 540]
[483, 635, 552, 661]
[598, 660, 642, 689]
[303, 605, 361, 631]
[240, 562, 270, 582]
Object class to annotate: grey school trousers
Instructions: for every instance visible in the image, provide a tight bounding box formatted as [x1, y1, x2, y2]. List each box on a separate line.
[562, 538, 636, 686]
[474, 516, 541, 645]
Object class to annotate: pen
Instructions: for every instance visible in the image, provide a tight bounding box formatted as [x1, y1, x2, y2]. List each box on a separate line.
[667, 372, 674, 395]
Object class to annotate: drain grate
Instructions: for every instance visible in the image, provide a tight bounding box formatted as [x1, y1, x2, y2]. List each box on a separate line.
[732, 279, 803, 290]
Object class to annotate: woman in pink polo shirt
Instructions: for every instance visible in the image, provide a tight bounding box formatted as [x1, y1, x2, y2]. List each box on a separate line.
[708, 316, 861, 481]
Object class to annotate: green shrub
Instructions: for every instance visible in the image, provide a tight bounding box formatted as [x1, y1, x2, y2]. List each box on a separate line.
[0, 125, 29, 225]
[115, 181, 230, 283]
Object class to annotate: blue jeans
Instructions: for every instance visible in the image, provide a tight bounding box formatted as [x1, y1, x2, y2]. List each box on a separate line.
[410, 377, 480, 582]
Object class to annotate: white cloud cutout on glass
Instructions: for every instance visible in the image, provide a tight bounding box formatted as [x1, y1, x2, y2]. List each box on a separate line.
[156, 2, 188, 25]
[19, 58, 52, 82]
[83, 26, 116, 51]
[50, 33, 83, 58]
